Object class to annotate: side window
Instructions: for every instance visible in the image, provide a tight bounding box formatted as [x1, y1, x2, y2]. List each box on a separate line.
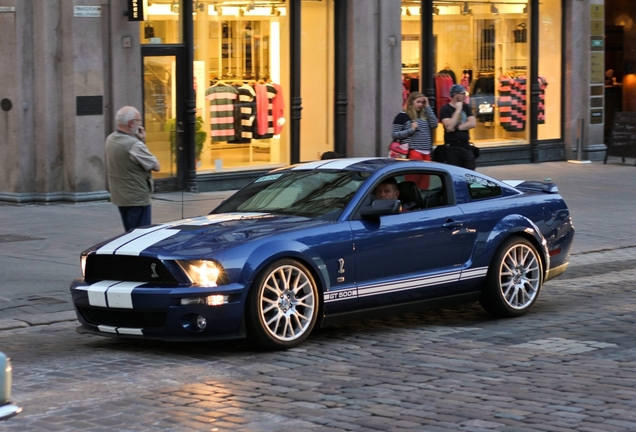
[396, 173, 447, 211]
[466, 174, 502, 200]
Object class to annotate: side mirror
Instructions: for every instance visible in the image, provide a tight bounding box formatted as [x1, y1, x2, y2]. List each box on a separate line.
[360, 199, 402, 218]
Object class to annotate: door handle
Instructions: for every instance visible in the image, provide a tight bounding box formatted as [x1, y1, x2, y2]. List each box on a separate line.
[442, 220, 463, 228]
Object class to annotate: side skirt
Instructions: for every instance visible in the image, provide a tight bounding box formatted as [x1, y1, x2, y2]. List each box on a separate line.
[321, 291, 481, 327]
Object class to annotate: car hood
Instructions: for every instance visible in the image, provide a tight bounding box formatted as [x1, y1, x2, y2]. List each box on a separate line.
[89, 212, 332, 259]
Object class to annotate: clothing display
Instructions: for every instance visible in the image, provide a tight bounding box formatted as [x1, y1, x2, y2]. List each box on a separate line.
[471, 74, 495, 123]
[537, 76, 548, 124]
[205, 80, 285, 143]
[253, 83, 278, 139]
[498, 74, 527, 132]
[205, 84, 239, 141]
[435, 71, 455, 116]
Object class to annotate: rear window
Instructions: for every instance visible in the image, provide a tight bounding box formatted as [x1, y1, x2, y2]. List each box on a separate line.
[465, 174, 502, 200]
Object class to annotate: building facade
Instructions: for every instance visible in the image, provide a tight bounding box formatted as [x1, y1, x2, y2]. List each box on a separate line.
[0, 0, 625, 203]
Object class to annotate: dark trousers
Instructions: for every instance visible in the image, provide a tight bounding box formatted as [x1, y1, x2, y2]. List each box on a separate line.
[445, 143, 476, 170]
[118, 205, 152, 232]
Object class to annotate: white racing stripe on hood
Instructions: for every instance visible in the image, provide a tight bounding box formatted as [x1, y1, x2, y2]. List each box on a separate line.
[96, 226, 166, 254]
[97, 213, 267, 256]
[114, 229, 180, 256]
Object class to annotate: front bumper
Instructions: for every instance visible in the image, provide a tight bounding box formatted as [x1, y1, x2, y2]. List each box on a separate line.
[70, 278, 247, 341]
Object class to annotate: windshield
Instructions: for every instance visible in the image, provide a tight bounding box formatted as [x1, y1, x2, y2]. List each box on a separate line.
[213, 170, 368, 219]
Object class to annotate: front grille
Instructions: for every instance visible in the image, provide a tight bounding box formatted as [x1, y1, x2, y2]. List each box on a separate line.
[85, 255, 178, 284]
[79, 306, 167, 328]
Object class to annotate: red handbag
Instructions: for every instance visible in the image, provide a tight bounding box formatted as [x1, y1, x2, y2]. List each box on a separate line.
[388, 141, 409, 159]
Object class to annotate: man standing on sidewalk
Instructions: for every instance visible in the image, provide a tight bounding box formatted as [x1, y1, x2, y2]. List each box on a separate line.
[105, 106, 160, 232]
[440, 84, 477, 169]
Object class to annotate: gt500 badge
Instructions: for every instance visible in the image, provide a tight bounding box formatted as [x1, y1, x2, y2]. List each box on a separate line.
[325, 289, 357, 302]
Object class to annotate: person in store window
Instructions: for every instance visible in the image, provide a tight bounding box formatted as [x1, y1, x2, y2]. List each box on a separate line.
[439, 84, 477, 170]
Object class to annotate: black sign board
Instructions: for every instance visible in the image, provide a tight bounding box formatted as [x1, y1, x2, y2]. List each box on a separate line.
[76, 96, 103, 116]
[127, 0, 146, 21]
[605, 111, 636, 165]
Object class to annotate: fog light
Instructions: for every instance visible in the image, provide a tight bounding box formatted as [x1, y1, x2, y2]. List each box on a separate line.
[181, 295, 229, 306]
[206, 294, 227, 306]
[196, 315, 207, 330]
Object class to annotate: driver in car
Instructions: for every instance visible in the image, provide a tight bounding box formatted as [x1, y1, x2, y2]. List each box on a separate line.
[374, 177, 400, 200]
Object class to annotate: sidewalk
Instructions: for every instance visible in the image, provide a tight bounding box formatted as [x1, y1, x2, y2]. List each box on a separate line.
[1, 160, 635, 328]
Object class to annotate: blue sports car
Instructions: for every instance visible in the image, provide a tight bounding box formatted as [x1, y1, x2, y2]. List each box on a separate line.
[70, 158, 574, 349]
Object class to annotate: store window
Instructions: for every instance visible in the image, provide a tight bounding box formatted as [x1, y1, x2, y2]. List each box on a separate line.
[141, 1, 183, 44]
[402, 2, 560, 148]
[194, 4, 288, 173]
[141, 1, 290, 175]
[538, 0, 562, 140]
[301, 1, 335, 161]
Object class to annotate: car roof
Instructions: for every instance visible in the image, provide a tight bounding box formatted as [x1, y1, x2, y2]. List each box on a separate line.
[282, 157, 455, 174]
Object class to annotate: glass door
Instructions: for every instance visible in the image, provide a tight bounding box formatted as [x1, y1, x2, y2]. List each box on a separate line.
[142, 47, 186, 186]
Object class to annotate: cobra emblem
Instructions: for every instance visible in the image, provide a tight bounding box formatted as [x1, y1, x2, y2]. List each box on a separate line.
[150, 263, 159, 278]
[338, 258, 345, 274]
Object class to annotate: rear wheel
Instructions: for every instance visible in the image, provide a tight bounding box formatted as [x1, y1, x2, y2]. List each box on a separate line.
[246, 259, 319, 350]
[480, 237, 543, 317]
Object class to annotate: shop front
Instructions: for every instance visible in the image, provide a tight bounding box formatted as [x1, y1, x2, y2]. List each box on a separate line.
[401, 0, 565, 164]
[139, 0, 341, 191]
[139, 0, 566, 193]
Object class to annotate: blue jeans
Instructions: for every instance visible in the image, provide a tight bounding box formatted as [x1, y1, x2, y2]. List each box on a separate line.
[118, 205, 152, 232]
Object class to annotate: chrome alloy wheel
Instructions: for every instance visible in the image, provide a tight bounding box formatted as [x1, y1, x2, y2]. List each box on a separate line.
[258, 264, 317, 342]
[499, 243, 541, 310]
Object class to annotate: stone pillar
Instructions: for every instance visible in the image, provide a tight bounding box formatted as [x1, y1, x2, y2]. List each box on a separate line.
[347, 0, 403, 157]
[563, 0, 606, 161]
[0, 0, 144, 203]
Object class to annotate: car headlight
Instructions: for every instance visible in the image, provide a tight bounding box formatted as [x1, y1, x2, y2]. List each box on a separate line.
[80, 254, 88, 277]
[177, 260, 223, 287]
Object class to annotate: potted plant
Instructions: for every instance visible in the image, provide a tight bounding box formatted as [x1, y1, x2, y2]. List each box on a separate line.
[165, 116, 207, 164]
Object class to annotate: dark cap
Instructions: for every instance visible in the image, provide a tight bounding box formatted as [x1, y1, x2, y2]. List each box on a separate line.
[450, 84, 466, 97]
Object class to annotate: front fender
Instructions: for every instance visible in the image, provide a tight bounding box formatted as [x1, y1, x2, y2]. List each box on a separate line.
[239, 239, 330, 294]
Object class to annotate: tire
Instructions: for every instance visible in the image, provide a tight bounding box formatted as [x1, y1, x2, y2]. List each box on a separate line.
[246, 259, 319, 350]
[479, 236, 543, 318]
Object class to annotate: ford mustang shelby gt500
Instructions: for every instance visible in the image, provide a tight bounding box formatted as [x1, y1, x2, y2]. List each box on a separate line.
[71, 158, 574, 349]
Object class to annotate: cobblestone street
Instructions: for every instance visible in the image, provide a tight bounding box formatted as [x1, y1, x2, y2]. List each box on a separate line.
[3, 247, 636, 431]
[2, 161, 636, 431]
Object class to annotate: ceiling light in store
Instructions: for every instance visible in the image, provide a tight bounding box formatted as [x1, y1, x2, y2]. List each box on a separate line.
[214, 4, 222, 15]
[196, 2, 205, 12]
[433, 6, 440, 15]
[461, 2, 471, 15]
[406, 7, 411, 16]
[490, 3, 499, 14]
[523, 4, 528, 14]
[171, 2, 179, 13]
[239, 7, 244, 16]
[246, 1, 255, 12]
[271, 5, 276, 15]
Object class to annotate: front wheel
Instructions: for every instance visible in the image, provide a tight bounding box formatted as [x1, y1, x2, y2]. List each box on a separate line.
[480, 237, 543, 318]
[246, 259, 319, 350]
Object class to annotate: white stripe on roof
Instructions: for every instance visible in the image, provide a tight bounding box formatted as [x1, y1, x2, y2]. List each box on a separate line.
[291, 157, 381, 170]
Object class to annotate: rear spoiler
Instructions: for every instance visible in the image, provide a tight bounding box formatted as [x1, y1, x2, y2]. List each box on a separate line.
[502, 180, 559, 194]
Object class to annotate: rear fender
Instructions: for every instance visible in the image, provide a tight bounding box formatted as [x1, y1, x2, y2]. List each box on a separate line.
[477, 215, 549, 277]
